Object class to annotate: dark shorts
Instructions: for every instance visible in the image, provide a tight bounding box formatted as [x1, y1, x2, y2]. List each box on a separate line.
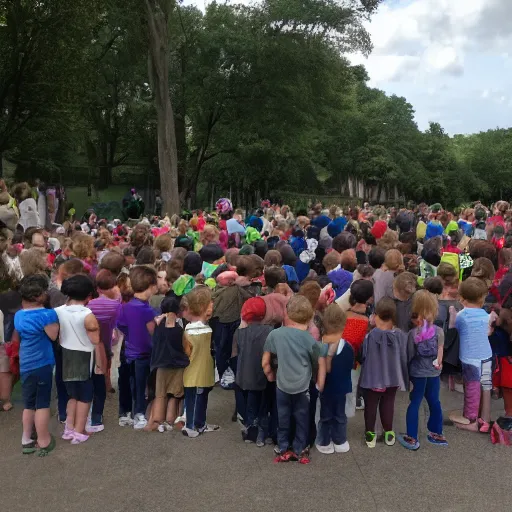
[21, 365, 54, 410]
[65, 379, 94, 403]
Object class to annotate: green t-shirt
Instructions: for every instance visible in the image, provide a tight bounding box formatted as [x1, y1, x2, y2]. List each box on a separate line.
[264, 326, 322, 394]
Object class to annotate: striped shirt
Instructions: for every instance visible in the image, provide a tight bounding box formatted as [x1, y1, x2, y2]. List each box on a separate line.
[88, 295, 122, 352]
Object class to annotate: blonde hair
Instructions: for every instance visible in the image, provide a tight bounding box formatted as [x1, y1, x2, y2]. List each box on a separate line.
[154, 233, 173, 253]
[384, 249, 404, 272]
[412, 290, 438, 323]
[323, 251, 341, 273]
[322, 304, 347, 335]
[377, 230, 399, 250]
[71, 233, 95, 260]
[182, 285, 212, 317]
[286, 295, 314, 325]
[201, 224, 219, 245]
[393, 271, 417, 298]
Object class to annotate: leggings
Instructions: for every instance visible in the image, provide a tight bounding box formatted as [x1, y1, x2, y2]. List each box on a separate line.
[502, 388, 512, 417]
[363, 387, 398, 433]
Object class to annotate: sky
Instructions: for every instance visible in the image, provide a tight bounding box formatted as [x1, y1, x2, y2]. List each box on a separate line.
[185, 0, 512, 134]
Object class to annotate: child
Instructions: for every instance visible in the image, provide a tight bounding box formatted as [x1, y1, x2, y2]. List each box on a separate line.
[360, 298, 409, 448]
[56, 275, 102, 444]
[423, 276, 443, 296]
[262, 295, 326, 463]
[316, 305, 354, 455]
[450, 278, 493, 432]
[233, 297, 274, 445]
[398, 290, 447, 450]
[373, 249, 404, 304]
[13, 275, 60, 456]
[182, 286, 219, 437]
[150, 261, 172, 310]
[117, 266, 157, 429]
[145, 295, 188, 432]
[393, 271, 417, 332]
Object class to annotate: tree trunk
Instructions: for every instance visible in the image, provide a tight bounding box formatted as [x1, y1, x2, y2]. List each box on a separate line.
[146, 0, 180, 216]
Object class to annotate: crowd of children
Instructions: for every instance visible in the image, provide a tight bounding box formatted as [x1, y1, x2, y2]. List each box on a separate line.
[2, 189, 512, 460]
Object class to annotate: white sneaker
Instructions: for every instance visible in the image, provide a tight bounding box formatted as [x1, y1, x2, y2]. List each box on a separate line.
[133, 414, 147, 430]
[157, 422, 173, 433]
[182, 426, 200, 438]
[315, 442, 335, 454]
[200, 423, 220, 433]
[356, 397, 365, 410]
[85, 424, 105, 434]
[334, 441, 350, 453]
[118, 413, 134, 427]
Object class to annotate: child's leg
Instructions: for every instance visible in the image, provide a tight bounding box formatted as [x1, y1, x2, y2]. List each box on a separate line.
[462, 363, 481, 422]
[184, 387, 197, 430]
[133, 359, 150, 416]
[424, 376, 443, 436]
[0, 371, 13, 410]
[503, 388, 512, 416]
[317, 393, 334, 446]
[22, 409, 36, 442]
[479, 358, 493, 424]
[74, 401, 91, 434]
[66, 399, 77, 430]
[331, 394, 348, 446]
[166, 398, 180, 424]
[34, 408, 51, 448]
[33, 365, 53, 448]
[363, 389, 380, 432]
[194, 387, 211, 430]
[145, 398, 166, 431]
[53, 347, 69, 422]
[118, 360, 133, 417]
[406, 377, 427, 440]
[308, 380, 319, 448]
[246, 390, 263, 427]
[378, 387, 398, 432]
[234, 384, 246, 423]
[291, 390, 310, 455]
[276, 388, 292, 453]
[91, 371, 107, 426]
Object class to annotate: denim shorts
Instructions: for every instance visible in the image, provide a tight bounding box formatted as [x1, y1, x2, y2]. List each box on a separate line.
[65, 379, 94, 403]
[21, 365, 54, 410]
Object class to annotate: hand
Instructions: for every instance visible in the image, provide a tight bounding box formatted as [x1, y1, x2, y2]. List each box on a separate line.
[265, 371, 276, 382]
[94, 365, 105, 375]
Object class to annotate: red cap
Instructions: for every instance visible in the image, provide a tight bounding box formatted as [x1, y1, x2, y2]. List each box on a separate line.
[371, 220, 388, 240]
[241, 297, 266, 323]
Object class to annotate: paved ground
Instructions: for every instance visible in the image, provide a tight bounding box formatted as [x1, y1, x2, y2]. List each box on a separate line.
[1, 383, 510, 512]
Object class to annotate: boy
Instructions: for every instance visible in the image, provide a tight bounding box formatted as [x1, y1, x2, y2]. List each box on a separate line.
[450, 278, 493, 432]
[13, 275, 60, 456]
[117, 266, 157, 429]
[182, 286, 219, 437]
[316, 304, 353, 455]
[233, 297, 274, 445]
[150, 262, 172, 311]
[262, 295, 326, 463]
[393, 271, 418, 332]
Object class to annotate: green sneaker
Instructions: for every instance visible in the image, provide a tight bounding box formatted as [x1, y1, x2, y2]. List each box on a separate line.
[365, 431, 376, 448]
[384, 431, 396, 446]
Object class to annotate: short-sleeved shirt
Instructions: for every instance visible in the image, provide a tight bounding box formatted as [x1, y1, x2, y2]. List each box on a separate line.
[263, 326, 322, 394]
[117, 298, 155, 361]
[88, 295, 122, 352]
[15, 308, 58, 374]
[408, 325, 445, 378]
[456, 308, 492, 366]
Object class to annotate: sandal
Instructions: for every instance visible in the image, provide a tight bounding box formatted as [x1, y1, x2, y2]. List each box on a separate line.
[22, 441, 37, 455]
[38, 435, 56, 457]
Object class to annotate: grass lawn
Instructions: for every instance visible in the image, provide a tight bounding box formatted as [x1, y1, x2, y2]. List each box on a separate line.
[66, 186, 127, 218]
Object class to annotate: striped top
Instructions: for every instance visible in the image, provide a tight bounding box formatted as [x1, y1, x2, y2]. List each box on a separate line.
[88, 295, 122, 352]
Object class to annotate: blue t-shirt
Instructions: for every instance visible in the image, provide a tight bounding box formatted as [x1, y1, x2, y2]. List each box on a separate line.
[455, 308, 492, 365]
[15, 308, 58, 374]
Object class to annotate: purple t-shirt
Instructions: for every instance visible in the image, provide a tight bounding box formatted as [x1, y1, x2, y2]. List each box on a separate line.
[117, 298, 155, 361]
[88, 295, 121, 353]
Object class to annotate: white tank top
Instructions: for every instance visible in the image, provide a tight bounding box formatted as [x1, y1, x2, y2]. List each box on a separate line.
[55, 305, 95, 353]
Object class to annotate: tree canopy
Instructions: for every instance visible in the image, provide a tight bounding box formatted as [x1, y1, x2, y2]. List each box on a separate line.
[1, 0, 511, 211]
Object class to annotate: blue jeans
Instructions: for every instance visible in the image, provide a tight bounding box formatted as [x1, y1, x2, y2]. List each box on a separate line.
[276, 388, 310, 455]
[184, 387, 212, 430]
[130, 358, 150, 416]
[91, 372, 107, 425]
[53, 345, 68, 421]
[211, 318, 239, 378]
[317, 393, 347, 446]
[118, 360, 133, 417]
[406, 376, 443, 440]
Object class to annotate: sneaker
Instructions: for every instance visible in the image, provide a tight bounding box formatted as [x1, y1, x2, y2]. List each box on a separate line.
[62, 426, 75, 441]
[397, 434, 420, 450]
[334, 441, 350, 453]
[265, 437, 274, 445]
[273, 445, 281, 455]
[71, 432, 89, 445]
[182, 426, 200, 438]
[384, 431, 396, 446]
[200, 423, 220, 433]
[298, 449, 311, 464]
[365, 431, 376, 448]
[119, 413, 134, 427]
[356, 396, 365, 410]
[315, 442, 335, 454]
[157, 422, 173, 433]
[256, 430, 265, 448]
[85, 424, 105, 434]
[133, 414, 147, 430]
[273, 450, 298, 463]
[427, 433, 448, 446]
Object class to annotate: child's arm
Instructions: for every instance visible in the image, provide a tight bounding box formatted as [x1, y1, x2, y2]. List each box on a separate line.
[84, 313, 100, 345]
[325, 341, 339, 373]
[435, 328, 444, 371]
[262, 351, 275, 382]
[316, 356, 326, 392]
[44, 323, 60, 342]
[146, 320, 156, 337]
[10, 329, 20, 344]
[182, 333, 192, 357]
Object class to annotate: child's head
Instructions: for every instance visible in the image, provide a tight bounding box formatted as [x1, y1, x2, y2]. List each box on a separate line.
[322, 304, 347, 337]
[349, 279, 374, 306]
[411, 289, 438, 324]
[19, 274, 49, 304]
[241, 297, 266, 324]
[384, 249, 404, 272]
[375, 297, 396, 326]
[298, 280, 321, 310]
[264, 249, 282, 267]
[323, 251, 341, 273]
[423, 276, 443, 296]
[135, 246, 156, 266]
[248, 254, 264, 278]
[393, 271, 417, 301]
[286, 295, 314, 326]
[340, 249, 357, 272]
[156, 262, 171, 295]
[182, 285, 212, 321]
[61, 274, 95, 303]
[459, 277, 488, 307]
[236, 255, 255, 277]
[160, 294, 182, 315]
[470, 257, 496, 289]
[183, 252, 203, 276]
[129, 265, 157, 295]
[437, 262, 458, 291]
[368, 247, 386, 270]
[199, 243, 224, 264]
[95, 268, 117, 292]
[264, 265, 287, 289]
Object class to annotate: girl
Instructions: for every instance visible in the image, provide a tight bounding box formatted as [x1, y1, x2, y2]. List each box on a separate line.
[360, 298, 409, 448]
[398, 290, 447, 450]
[373, 249, 404, 304]
[56, 275, 103, 444]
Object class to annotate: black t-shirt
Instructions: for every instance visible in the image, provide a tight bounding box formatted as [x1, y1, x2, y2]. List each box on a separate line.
[150, 319, 188, 371]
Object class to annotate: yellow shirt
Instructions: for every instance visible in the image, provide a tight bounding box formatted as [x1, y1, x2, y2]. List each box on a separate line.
[183, 321, 215, 388]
